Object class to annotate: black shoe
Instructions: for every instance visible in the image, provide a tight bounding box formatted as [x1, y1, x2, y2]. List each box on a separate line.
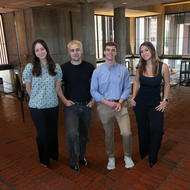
[50, 154, 58, 161]
[79, 158, 87, 166]
[71, 164, 80, 172]
[51, 157, 58, 161]
[149, 161, 157, 168]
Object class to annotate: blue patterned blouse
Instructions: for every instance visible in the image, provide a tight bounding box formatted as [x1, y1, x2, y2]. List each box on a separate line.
[23, 63, 62, 109]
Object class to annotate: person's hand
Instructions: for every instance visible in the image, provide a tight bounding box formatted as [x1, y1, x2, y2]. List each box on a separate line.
[106, 101, 117, 109]
[155, 101, 167, 112]
[86, 99, 94, 108]
[130, 98, 136, 107]
[114, 102, 122, 112]
[64, 99, 75, 107]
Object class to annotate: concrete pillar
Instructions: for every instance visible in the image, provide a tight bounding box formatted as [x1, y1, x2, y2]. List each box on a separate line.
[157, 14, 165, 56]
[80, 3, 96, 66]
[56, 9, 72, 63]
[23, 8, 35, 60]
[126, 18, 130, 54]
[114, 7, 126, 65]
[71, 11, 82, 41]
[29, 7, 72, 64]
[32, 7, 71, 63]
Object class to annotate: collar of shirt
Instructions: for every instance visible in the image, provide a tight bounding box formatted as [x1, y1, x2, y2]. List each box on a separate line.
[104, 62, 117, 70]
[40, 62, 48, 69]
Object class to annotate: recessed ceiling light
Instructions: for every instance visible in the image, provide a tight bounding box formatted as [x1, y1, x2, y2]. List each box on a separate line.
[46, 3, 52, 6]
[122, 2, 127, 5]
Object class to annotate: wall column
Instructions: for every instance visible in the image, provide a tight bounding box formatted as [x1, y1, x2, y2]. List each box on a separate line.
[114, 7, 126, 65]
[80, 3, 96, 66]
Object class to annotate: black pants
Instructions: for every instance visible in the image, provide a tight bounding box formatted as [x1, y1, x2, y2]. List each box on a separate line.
[64, 104, 92, 167]
[30, 106, 59, 166]
[134, 104, 164, 164]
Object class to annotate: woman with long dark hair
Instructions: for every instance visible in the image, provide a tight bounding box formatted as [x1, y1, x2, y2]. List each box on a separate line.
[130, 41, 170, 167]
[23, 39, 64, 167]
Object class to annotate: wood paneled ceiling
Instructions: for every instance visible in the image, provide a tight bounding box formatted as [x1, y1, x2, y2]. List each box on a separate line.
[0, 0, 188, 17]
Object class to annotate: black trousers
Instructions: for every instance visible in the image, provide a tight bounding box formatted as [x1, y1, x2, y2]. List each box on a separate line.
[29, 106, 59, 166]
[134, 104, 164, 164]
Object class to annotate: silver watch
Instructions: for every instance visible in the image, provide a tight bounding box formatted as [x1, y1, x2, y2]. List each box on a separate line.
[163, 98, 168, 102]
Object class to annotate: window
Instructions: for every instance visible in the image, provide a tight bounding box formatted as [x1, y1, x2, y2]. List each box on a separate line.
[0, 15, 8, 65]
[164, 12, 190, 55]
[136, 16, 157, 54]
[94, 15, 114, 59]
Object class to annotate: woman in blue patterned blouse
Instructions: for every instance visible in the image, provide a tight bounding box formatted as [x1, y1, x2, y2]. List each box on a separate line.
[23, 39, 64, 167]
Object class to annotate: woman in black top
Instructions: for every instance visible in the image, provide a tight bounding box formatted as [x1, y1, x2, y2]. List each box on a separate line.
[130, 41, 170, 167]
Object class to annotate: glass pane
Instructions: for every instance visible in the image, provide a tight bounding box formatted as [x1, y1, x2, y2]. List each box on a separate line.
[95, 15, 116, 59]
[0, 15, 8, 65]
[164, 12, 190, 55]
[135, 16, 157, 54]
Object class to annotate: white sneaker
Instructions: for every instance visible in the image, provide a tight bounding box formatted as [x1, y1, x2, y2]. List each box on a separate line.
[107, 157, 115, 170]
[124, 156, 134, 169]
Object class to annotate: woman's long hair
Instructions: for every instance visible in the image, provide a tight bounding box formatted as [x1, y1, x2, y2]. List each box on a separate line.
[32, 39, 56, 77]
[138, 41, 160, 76]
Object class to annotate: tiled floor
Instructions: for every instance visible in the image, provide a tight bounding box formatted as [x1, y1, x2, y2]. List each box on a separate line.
[0, 86, 190, 190]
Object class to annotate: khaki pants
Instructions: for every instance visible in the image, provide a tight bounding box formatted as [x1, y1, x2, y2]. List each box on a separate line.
[97, 101, 132, 158]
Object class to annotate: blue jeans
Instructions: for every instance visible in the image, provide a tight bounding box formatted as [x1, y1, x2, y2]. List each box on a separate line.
[64, 104, 92, 166]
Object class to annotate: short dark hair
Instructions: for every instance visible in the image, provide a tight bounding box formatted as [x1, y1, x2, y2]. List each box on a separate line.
[104, 42, 118, 50]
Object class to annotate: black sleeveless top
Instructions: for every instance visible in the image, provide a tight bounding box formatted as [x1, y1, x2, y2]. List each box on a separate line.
[135, 62, 163, 106]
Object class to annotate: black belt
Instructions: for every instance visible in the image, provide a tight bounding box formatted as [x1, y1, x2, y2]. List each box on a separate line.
[74, 101, 89, 105]
[110, 99, 119, 102]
